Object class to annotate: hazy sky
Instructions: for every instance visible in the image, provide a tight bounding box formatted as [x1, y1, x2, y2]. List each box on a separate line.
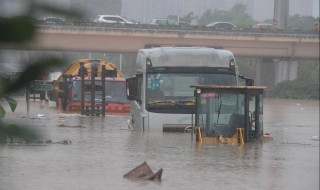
[0, 0, 318, 19]
[312, 0, 319, 17]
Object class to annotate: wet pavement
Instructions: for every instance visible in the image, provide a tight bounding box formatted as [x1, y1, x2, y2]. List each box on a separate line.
[0, 97, 319, 190]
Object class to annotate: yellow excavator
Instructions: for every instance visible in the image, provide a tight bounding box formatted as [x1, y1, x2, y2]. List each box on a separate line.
[191, 85, 272, 144]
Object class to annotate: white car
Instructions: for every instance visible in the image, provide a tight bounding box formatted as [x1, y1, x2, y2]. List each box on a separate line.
[94, 15, 135, 24]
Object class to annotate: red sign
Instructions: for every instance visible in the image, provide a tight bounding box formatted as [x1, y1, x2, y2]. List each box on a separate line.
[200, 93, 218, 98]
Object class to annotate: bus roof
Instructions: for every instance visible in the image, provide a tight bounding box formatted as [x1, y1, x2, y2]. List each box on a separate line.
[136, 47, 236, 70]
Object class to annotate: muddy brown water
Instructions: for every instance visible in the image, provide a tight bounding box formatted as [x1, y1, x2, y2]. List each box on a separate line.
[0, 97, 319, 190]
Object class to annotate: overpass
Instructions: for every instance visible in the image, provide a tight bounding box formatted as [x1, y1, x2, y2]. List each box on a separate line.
[2, 23, 319, 93]
[12, 23, 319, 60]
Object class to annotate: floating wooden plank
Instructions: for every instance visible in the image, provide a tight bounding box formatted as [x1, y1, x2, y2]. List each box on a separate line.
[123, 162, 163, 181]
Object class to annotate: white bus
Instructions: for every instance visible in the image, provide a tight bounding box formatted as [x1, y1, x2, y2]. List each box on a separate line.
[126, 47, 249, 132]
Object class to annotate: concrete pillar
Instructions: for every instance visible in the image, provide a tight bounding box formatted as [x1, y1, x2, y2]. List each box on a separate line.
[274, 0, 289, 29]
[256, 59, 298, 95]
[256, 59, 276, 95]
[255, 59, 262, 85]
[275, 60, 298, 84]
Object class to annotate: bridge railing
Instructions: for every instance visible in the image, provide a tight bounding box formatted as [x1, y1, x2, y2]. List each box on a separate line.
[36, 20, 320, 37]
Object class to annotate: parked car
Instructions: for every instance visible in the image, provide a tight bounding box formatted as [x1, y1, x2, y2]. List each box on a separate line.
[150, 19, 179, 26]
[94, 15, 135, 24]
[206, 22, 239, 30]
[178, 21, 192, 27]
[43, 17, 65, 24]
[253, 23, 278, 30]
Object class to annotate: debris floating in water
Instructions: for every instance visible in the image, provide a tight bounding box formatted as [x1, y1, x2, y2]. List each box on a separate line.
[57, 124, 85, 128]
[37, 114, 45, 118]
[312, 136, 319, 141]
[123, 162, 163, 181]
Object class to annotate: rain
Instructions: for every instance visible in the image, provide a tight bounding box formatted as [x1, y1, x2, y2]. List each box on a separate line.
[0, 0, 319, 190]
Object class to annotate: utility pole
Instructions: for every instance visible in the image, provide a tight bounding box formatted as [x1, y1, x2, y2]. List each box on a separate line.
[274, 0, 289, 29]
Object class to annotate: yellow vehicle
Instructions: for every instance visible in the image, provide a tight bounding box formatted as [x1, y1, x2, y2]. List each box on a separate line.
[50, 59, 130, 114]
[192, 85, 272, 144]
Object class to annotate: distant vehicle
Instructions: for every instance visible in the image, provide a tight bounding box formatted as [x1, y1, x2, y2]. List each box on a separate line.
[51, 59, 131, 114]
[253, 23, 278, 30]
[93, 15, 135, 24]
[206, 22, 239, 30]
[42, 17, 65, 24]
[178, 21, 192, 27]
[313, 22, 319, 31]
[150, 19, 179, 26]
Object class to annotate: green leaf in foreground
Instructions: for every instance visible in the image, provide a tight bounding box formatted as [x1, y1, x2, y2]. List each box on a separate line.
[4, 95, 17, 112]
[0, 105, 6, 118]
[0, 16, 36, 43]
[0, 124, 40, 143]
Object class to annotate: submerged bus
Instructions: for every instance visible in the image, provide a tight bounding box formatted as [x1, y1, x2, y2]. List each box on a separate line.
[126, 47, 246, 131]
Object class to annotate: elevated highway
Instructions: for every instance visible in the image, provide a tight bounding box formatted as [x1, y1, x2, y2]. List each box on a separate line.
[7, 23, 319, 60]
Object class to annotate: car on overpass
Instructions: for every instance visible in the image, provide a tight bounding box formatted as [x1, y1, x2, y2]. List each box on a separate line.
[150, 19, 179, 26]
[42, 17, 65, 24]
[253, 23, 278, 30]
[206, 22, 240, 30]
[94, 15, 135, 24]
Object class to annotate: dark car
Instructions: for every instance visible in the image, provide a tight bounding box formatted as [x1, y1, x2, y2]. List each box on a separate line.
[150, 19, 179, 26]
[206, 22, 239, 30]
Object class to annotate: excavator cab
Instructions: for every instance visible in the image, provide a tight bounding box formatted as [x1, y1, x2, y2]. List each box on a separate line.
[192, 85, 271, 144]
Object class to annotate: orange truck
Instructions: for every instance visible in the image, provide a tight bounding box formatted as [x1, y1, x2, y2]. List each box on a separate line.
[51, 59, 130, 114]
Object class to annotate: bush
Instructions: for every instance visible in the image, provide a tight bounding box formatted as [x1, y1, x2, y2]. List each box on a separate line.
[272, 79, 319, 99]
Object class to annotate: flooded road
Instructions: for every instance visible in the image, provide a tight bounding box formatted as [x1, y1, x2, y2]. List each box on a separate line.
[0, 97, 319, 190]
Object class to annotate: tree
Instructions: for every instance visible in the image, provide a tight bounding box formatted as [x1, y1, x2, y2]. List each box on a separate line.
[288, 14, 319, 30]
[167, 12, 197, 23]
[197, 3, 254, 28]
[70, 0, 122, 20]
[272, 60, 319, 99]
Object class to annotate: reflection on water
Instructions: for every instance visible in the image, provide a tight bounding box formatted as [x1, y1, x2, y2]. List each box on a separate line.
[0, 97, 319, 190]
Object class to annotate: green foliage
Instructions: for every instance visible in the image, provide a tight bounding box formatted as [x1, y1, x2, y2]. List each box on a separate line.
[0, 2, 73, 143]
[197, 3, 254, 28]
[273, 60, 319, 99]
[0, 124, 40, 143]
[70, 0, 122, 20]
[288, 14, 319, 30]
[0, 17, 36, 43]
[273, 79, 319, 99]
[167, 12, 197, 23]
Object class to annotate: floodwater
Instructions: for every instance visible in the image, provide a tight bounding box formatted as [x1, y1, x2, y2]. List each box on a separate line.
[0, 97, 319, 190]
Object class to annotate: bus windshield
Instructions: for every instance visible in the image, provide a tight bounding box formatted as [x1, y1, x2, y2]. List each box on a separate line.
[146, 73, 236, 106]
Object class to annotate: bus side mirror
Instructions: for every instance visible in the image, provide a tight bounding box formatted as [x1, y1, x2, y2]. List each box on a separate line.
[126, 77, 136, 101]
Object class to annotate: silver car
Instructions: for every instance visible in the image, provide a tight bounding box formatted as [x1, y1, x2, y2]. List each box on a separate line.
[206, 22, 239, 30]
[94, 15, 135, 24]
